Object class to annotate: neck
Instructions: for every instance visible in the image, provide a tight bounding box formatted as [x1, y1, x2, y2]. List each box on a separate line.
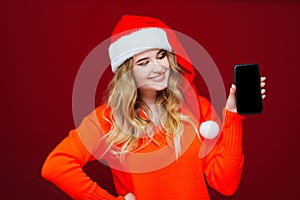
[139, 89, 157, 105]
[139, 89, 159, 125]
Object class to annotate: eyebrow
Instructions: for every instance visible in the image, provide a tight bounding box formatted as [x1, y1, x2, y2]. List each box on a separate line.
[157, 49, 165, 55]
[136, 57, 148, 64]
[135, 49, 166, 64]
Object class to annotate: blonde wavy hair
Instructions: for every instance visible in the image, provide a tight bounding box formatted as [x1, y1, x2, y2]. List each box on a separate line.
[102, 51, 198, 158]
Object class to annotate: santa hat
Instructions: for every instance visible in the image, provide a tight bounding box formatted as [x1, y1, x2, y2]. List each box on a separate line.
[109, 26, 172, 73]
[108, 15, 195, 85]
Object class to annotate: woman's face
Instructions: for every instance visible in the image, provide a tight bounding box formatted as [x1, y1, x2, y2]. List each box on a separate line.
[132, 49, 170, 93]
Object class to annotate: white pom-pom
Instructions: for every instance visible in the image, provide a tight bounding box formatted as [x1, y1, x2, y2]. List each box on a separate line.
[124, 193, 136, 200]
[199, 120, 220, 139]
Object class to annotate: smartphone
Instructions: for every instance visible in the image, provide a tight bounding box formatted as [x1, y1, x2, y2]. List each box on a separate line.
[234, 64, 263, 114]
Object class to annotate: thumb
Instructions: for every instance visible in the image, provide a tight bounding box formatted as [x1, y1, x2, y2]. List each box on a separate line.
[225, 84, 237, 112]
[230, 84, 236, 95]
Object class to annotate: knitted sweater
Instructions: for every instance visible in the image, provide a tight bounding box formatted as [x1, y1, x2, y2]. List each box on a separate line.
[41, 96, 245, 200]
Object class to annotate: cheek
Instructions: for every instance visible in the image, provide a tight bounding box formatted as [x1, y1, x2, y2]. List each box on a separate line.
[132, 68, 146, 85]
[165, 69, 171, 81]
[162, 58, 170, 69]
[132, 70, 140, 83]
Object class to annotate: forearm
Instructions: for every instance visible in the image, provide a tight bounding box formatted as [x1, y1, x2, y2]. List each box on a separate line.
[41, 131, 124, 200]
[204, 109, 245, 195]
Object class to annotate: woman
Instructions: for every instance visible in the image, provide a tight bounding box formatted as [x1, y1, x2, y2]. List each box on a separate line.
[41, 15, 266, 200]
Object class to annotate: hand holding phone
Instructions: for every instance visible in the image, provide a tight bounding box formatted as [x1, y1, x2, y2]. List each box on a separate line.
[234, 64, 263, 114]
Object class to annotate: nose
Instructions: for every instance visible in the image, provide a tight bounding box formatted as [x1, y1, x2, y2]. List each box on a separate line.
[152, 64, 164, 74]
[151, 60, 164, 74]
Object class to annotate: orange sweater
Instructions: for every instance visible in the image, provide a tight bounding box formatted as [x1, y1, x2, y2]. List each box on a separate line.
[41, 96, 245, 200]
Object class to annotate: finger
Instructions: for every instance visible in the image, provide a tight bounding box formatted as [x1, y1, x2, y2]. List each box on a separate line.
[230, 84, 236, 93]
[262, 94, 266, 99]
[261, 89, 266, 95]
[261, 81, 266, 88]
[261, 76, 266, 81]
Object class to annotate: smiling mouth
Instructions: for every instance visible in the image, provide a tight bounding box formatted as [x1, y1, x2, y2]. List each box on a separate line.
[148, 73, 165, 81]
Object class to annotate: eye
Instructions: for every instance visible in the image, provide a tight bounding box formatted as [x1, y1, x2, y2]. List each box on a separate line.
[138, 60, 149, 66]
[157, 51, 166, 59]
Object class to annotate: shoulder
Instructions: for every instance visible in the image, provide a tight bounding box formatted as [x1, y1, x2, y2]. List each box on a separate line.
[197, 95, 211, 105]
[84, 104, 112, 134]
[95, 104, 111, 120]
[197, 95, 213, 112]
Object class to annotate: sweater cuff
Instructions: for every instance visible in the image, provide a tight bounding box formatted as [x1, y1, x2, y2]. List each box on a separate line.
[223, 108, 246, 122]
[220, 109, 246, 155]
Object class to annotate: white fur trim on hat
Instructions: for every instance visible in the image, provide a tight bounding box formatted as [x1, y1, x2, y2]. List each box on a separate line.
[109, 28, 172, 73]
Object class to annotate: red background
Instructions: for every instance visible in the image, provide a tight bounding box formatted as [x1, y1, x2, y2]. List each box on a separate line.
[1, 0, 299, 199]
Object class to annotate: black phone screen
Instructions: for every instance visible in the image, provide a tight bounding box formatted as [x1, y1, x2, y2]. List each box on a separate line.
[234, 64, 263, 114]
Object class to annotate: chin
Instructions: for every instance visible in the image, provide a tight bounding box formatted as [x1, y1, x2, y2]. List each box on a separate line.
[140, 84, 167, 92]
[154, 86, 167, 91]
[150, 83, 168, 91]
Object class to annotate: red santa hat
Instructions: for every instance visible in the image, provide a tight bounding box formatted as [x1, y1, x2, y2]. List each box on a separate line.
[108, 15, 195, 86]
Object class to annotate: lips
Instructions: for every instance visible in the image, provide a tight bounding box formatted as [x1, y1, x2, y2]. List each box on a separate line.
[148, 73, 165, 82]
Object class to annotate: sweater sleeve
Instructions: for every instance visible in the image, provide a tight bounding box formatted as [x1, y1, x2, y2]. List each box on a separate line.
[41, 111, 125, 200]
[199, 96, 245, 196]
